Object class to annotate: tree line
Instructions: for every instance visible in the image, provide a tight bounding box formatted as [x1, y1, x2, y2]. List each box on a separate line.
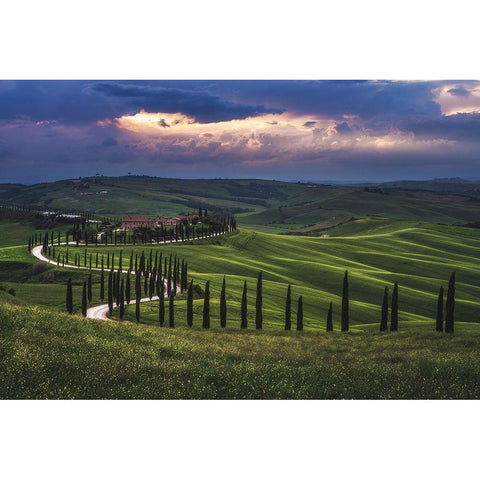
[66, 268, 458, 333]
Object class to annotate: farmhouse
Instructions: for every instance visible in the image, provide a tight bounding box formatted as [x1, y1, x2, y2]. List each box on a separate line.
[120, 216, 159, 230]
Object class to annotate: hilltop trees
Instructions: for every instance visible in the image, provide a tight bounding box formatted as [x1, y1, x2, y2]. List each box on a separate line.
[380, 287, 389, 332]
[220, 276, 227, 328]
[256, 271, 263, 330]
[284, 284, 291, 331]
[241, 280, 248, 329]
[445, 272, 456, 333]
[341, 271, 349, 332]
[66, 278, 73, 314]
[391, 282, 399, 331]
[436, 286, 444, 332]
[203, 280, 210, 328]
[296, 296, 304, 331]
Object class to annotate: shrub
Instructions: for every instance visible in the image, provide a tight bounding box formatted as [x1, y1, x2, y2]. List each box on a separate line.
[8, 288, 16, 296]
[32, 261, 48, 275]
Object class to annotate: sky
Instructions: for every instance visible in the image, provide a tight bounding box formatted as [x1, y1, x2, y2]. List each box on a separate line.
[1, 80, 480, 183]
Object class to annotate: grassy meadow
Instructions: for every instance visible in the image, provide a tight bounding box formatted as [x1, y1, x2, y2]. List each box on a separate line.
[48, 222, 480, 332]
[2, 301, 480, 399]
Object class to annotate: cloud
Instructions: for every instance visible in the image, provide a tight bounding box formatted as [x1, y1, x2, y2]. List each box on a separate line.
[448, 87, 470, 97]
[89, 82, 284, 123]
[303, 121, 317, 128]
[334, 121, 352, 134]
[400, 112, 480, 140]
[101, 137, 118, 147]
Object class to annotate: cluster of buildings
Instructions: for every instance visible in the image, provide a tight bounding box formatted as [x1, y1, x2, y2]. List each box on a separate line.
[120, 213, 201, 231]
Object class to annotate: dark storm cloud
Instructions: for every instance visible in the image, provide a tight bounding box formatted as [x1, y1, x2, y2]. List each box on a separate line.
[0, 80, 283, 125]
[448, 86, 470, 97]
[102, 137, 118, 147]
[400, 113, 480, 140]
[88, 82, 284, 123]
[303, 121, 316, 128]
[334, 122, 352, 134]
[207, 80, 443, 119]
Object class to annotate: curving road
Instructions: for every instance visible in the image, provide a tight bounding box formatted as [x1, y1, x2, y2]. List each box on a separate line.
[31, 242, 187, 320]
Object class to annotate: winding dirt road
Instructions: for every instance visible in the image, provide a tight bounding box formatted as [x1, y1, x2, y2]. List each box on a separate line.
[31, 242, 187, 320]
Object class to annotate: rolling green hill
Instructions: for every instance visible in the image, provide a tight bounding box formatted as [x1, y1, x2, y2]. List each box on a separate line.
[2, 176, 480, 235]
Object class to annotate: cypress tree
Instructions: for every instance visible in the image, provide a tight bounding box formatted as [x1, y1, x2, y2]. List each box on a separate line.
[255, 271, 263, 330]
[107, 269, 113, 315]
[167, 255, 172, 296]
[81, 281, 87, 317]
[187, 279, 193, 327]
[126, 272, 131, 304]
[436, 286, 444, 332]
[380, 286, 389, 332]
[445, 272, 456, 333]
[341, 270, 349, 332]
[149, 273, 155, 299]
[296, 295, 304, 331]
[203, 280, 210, 328]
[116, 269, 121, 306]
[66, 278, 73, 314]
[87, 273, 92, 302]
[390, 282, 399, 331]
[241, 280, 248, 329]
[326, 302, 333, 331]
[169, 293, 175, 328]
[159, 280, 165, 326]
[144, 274, 148, 296]
[220, 276, 227, 328]
[135, 273, 141, 323]
[284, 284, 291, 330]
[119, 279, 125, 319]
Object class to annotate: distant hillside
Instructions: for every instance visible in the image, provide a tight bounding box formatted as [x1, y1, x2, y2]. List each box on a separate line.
[1, 175, 480, 234]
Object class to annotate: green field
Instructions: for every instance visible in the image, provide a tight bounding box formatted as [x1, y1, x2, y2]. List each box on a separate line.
[4, 176, 480, 235]
[1, 177, 480, 399]
[1, 301, 480, 399]
[45, 222, 480, 332]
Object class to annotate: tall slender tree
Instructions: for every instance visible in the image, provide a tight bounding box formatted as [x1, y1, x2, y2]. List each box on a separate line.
[241, 280, 248, 329]
[445, 271, 456, 333]
[81, 281, 87, 317]
[436, 286, 444, 332]
[87, 273, 92, 302]
[135, 273, 141, 323]
[159, 281, 165, 326]
[187, 279, 193, 327]
[119, 279, 125, 319]
[255, 271, 263, 330]
[66, 278, 73, 314]
[296, 296, 304, 331]
[100, 259, 105, 300]
[380, 286, 389, 332]
[169, 293, 175, 328]
[326, 302, 333, 331]
[341, 271, 349, 332]
[203, 280, 210, 328]
[284, 284, 291, 330]
[220, 276, 227, 328]
[107, 269, 113, 315]
[390, 282, 399, 331]
[125, 271, 131, 304]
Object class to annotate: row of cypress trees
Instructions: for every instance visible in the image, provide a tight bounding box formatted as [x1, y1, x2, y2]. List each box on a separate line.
[66, 266, 458, 333]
